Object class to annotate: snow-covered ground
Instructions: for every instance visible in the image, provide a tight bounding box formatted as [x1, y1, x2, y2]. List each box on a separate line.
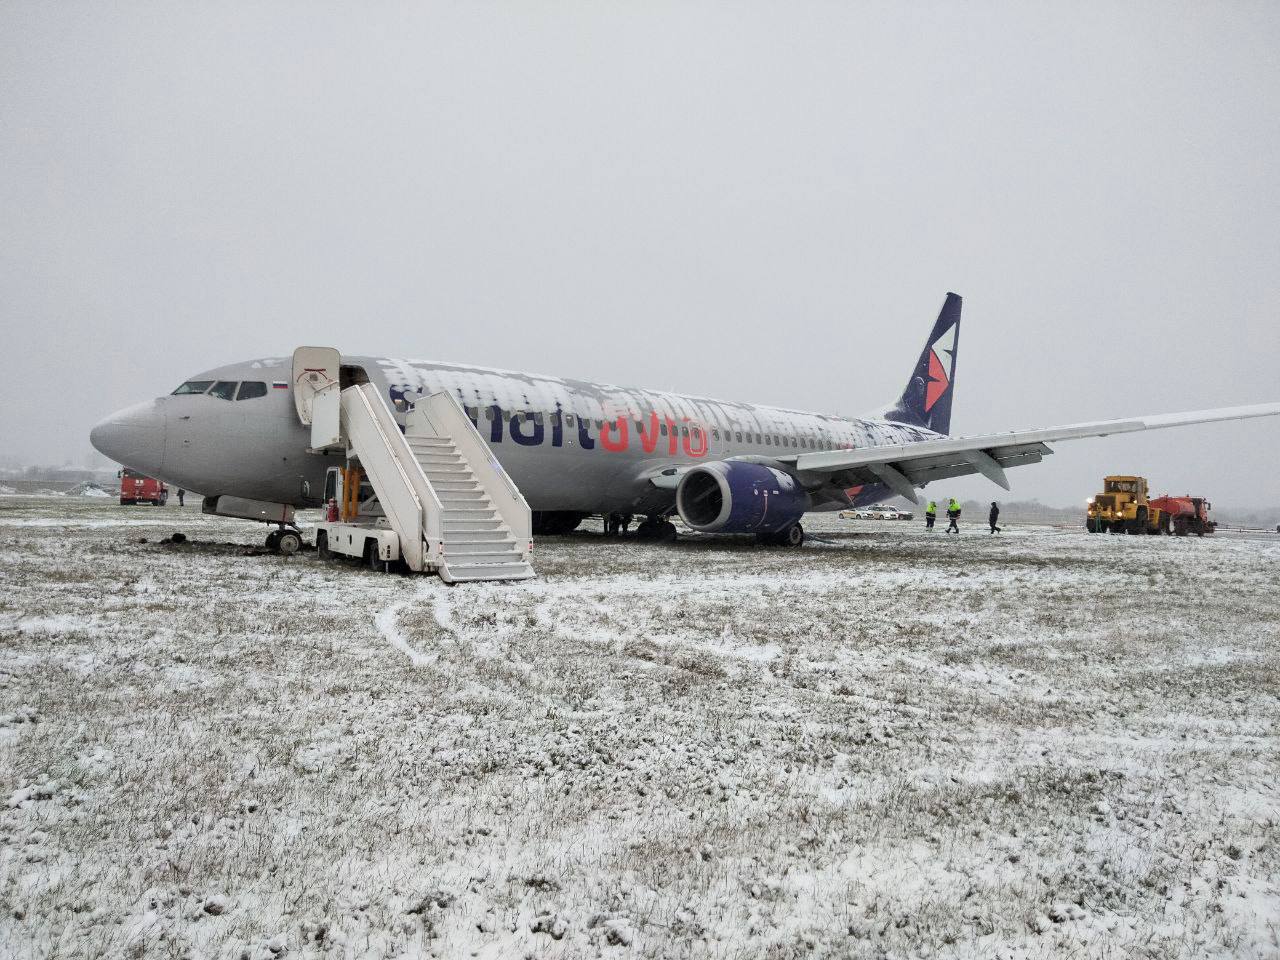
[1, 496, 1277, 959]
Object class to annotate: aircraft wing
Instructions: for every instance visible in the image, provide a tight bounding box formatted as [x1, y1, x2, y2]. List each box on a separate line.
[779, 403, 1280, 503]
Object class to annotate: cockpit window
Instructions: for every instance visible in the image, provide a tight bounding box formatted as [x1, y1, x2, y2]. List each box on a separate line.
[208, 381, 238, 401]
[236, 381, 267, 400]
[172, 380, 213, 395]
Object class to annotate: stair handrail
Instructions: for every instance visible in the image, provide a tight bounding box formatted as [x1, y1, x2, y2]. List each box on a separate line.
[415, 392, 532, 550]
[342, 384, 445, 570]
[359, 384, 447, 549]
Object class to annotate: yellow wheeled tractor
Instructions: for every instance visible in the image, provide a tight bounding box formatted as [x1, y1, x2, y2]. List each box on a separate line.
[1086, 476, 1164, 534]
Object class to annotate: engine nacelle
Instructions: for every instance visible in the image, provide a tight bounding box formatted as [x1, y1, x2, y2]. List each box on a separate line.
[676, 460, 809, 534]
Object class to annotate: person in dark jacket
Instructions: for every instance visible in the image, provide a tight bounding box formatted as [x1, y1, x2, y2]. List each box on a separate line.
[946, 498, 961, 534]
[989, 501, 1002, 534]
[176, 488, 185, 507]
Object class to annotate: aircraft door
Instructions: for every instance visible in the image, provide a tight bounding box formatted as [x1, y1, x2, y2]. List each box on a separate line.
[291, 347, 341, 426]
[293, 346, 342, 449]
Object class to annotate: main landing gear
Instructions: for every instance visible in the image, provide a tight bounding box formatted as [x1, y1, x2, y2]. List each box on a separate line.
[635, 517, 679, 542]
[757, 522, 805, 547]
[265, 525, 304, 555]
[531, 511, 587, 536]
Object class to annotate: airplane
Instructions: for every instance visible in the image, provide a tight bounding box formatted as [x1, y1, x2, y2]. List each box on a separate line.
[90, 293, 1279, 548]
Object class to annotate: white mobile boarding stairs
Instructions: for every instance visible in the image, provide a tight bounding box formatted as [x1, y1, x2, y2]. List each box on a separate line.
[294, 347, 535, 584]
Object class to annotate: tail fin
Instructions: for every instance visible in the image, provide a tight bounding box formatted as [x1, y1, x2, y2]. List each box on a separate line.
[884, 292, 962, 435]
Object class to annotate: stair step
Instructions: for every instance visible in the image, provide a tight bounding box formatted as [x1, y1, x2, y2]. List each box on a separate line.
[439, 491, 489, 502]
[443, 530, 509, 542]
[444, 521, 505, 533]
[444, 561, 536, 582]
[406, 436, 453, 446]
[445, 549, 523, 564]
[445, 538, 518, 553]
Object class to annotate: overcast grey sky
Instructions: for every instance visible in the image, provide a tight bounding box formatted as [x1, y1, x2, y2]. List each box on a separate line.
[3, 2, 1278, 505]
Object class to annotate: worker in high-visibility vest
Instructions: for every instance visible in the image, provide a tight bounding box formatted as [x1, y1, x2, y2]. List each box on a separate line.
[946, 498, 962, 534]
[924, 501, 937, 530]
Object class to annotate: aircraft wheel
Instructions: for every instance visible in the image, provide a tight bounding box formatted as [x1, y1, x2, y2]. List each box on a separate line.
[265, 530, 282, 551]
[781, 522, 805, 547]
[637, 518, 677, 541]
[278, 531, 302, 555]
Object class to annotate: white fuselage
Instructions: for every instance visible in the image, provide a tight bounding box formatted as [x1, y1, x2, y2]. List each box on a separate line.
[91, 354, 939, 515]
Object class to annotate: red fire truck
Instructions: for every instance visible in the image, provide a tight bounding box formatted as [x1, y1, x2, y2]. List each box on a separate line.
[1148, 495, 1216, 537]
[118, 468, 169, 506]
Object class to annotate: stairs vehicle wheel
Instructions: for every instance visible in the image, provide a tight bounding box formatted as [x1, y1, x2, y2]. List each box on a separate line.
[265, 529, 282, 551]
[316, 531, 330, 559]
[278, 530, 302, 555]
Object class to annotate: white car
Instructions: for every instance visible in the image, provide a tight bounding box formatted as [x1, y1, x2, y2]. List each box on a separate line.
[839, 504, 915, 521]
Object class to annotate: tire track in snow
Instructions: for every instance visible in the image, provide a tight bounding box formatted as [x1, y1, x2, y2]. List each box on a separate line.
[374, 584, 440, 666]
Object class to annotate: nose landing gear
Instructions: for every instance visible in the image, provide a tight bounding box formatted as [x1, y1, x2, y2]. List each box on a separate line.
[266, 525, 304, 555]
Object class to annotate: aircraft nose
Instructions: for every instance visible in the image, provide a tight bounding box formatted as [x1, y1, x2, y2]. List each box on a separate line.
[90, 400, 167, 474]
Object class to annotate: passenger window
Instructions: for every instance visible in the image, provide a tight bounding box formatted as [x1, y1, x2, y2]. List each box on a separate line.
[172, 380, 213, 395]
[660, 424, 668, 436]
[236, 381, 267, 400]
[208, 381, 237, 401]
[735, 431, 742, 442]
[712, 429, 720, 440]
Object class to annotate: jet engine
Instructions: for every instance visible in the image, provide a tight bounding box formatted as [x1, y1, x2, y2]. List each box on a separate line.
[675, 461, 809, 534]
